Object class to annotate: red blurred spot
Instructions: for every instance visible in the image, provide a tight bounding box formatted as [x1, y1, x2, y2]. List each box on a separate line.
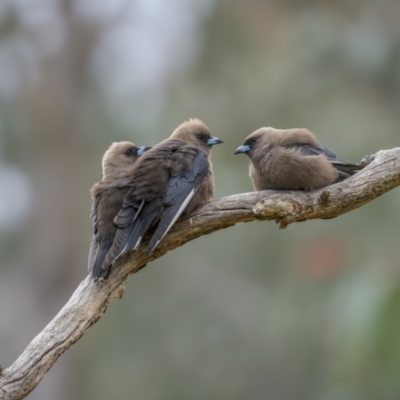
[294, 237, 348, 281]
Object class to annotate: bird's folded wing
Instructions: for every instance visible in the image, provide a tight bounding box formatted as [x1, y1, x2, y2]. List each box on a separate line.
[99, 197, 146, 270]
[122, 198, 163, 253]
[294, 143, 338, 159]
[88, 198, 101, 273]
[146, 150, 209, 256]
[293, 144, 363, 172]
[114, 198, 144, 228]
[88, 234, 98, 272]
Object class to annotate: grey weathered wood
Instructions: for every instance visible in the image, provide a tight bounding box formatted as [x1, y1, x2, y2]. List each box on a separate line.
[0, 148, 399, 400]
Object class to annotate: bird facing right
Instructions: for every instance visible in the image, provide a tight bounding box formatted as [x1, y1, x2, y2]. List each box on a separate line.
[234, 127, 366, 191]
[92, 118, 223, 281]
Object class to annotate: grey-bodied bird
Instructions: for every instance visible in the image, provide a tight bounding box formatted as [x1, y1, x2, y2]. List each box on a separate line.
[234, 127, 365, 191]
[89, 141, 150, 277]
[93, 118, 223, 281]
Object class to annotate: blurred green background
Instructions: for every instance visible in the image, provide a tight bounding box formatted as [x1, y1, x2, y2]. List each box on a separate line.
[1, 1, 400, 399]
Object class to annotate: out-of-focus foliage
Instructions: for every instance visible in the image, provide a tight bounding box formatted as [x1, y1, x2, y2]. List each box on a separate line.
[0, 1, 400, 399]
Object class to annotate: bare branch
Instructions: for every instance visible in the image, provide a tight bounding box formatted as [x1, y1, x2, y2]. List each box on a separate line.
[1, 148, 399, 400]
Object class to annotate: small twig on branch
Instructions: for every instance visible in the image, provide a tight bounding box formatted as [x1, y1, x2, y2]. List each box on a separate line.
[0, 148, 399, 400]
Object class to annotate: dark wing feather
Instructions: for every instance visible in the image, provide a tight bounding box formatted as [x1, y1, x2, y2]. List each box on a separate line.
[293, 144, 363, 175]
[88, 202, 99, 272]
[146, 150, 209, 256]
[89, 195, 114, 279]
[296, 144, 338, 159]
[88, 235, 98, 272]
[123, 198, 163, 253]
[91, 193, 142, 281]
[114, 198, 145, 228]
[92, 246, 113, 280]
[94, 197, 162, 281]
[100, 197, 146, 267]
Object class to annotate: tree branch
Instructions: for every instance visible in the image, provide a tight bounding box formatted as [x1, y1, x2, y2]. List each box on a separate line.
[1, 148, 399, 400]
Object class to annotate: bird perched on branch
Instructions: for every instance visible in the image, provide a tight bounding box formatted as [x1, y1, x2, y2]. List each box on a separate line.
[234, 127, 366, 191]
[88, 141, 151, 277]
[92, 118, 223, 281]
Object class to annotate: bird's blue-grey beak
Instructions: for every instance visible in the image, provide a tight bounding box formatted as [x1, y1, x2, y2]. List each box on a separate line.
[137, 146, 151, 156]
[207, 137, 223, 146]
[234, 145, 250, 154]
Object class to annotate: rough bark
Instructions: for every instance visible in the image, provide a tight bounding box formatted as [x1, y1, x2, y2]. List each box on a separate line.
[0, 148, 399, 400]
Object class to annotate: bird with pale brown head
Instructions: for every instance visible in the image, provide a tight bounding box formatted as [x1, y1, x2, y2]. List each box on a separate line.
[235, 127, 365, 191]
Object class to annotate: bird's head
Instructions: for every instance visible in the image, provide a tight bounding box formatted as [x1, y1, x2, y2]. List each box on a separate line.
[170, 118, 223, 153]
[234, 128, 278, 158]
[102, 141, 151, 179]
[234, 127, 317, 158]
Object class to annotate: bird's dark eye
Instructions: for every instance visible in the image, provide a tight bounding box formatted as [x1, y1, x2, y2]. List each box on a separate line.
[251, 138, 257, 143]
[197, 134, 203, 140]
[125, 149, 132, 155]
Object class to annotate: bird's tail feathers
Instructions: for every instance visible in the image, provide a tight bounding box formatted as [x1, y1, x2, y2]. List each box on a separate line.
[124, 200, 162, 253]
[146, 188, 196, 257]
[331, 159, 365, 172]
[92, 247, 110, 281]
